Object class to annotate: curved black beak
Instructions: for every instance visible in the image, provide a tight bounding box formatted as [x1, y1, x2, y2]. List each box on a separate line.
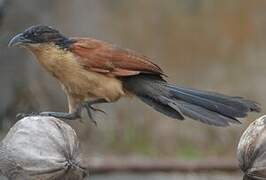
[8, 33, 32, 47]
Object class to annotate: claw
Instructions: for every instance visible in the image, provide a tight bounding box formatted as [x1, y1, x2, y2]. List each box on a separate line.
[84, 106, 98, 126]
[16, 113, 26, 120]
[16, 112, 39, 120]
[92, 119, 97, 126]
[82, 103, 107, 126]
[90, 106, 107, 115]
[87, 112, 97, 126]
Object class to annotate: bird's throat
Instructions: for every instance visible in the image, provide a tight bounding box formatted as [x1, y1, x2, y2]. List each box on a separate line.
[30, 44, 78, 79]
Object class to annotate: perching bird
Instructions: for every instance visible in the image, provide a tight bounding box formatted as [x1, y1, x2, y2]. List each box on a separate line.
[9, 25, 260, 126]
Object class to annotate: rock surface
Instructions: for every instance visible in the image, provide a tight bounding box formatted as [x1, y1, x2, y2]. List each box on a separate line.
[0, 116, 88, 180]
[237, 115, 266, 180]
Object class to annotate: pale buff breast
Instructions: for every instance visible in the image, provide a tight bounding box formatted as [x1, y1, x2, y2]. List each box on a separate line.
[29, 44, 125, 102]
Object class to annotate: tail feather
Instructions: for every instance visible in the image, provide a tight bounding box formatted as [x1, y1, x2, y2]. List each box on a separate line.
[122, 74, 260, 126]
[166, 85, 260, 118]
[168, 98, 241, 126]
[139, 95, 184, 120]
[167, 85, 260, 113]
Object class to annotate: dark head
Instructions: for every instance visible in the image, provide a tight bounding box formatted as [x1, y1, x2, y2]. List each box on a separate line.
[8, 25, 71, 49]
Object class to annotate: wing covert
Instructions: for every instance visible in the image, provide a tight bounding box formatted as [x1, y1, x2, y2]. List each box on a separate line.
[69, 38, 164, 77]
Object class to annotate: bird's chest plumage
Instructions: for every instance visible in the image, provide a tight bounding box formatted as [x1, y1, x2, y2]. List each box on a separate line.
[31, 45, 125, 102]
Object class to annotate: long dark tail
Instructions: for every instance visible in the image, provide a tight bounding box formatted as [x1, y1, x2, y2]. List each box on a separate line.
[122, 74, 260, 127]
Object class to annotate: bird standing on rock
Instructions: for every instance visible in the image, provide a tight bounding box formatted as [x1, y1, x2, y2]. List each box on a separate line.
[9, 25, 260, 126]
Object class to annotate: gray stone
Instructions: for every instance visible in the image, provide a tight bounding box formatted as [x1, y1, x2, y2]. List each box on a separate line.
[0, 116, 88, 180]
[237, 115, 266, 180]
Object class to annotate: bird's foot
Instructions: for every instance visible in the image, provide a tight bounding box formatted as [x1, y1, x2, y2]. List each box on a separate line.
[16, 112, 40, 120]
[38, 111, 81, 120]
[16, 111, 81, 121]
[82, 102, 106, 126]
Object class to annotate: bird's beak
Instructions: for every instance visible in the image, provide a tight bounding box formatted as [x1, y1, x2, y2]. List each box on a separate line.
[8, 33, 32, 47]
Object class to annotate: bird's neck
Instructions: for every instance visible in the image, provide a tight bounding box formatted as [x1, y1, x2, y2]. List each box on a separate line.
[29, 44, 78, 79]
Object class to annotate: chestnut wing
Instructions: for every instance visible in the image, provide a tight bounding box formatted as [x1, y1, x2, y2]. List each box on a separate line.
[69, 38, 164, 77]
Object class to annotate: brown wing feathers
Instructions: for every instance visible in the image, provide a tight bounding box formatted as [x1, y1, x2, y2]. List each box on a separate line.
[69, 38, 164, 77]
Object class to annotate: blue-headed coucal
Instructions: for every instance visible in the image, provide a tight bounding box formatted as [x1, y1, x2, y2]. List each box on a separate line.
[8, 25, 260, 126]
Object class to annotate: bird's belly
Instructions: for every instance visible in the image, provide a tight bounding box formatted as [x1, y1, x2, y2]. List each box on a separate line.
[33, 46, 125, 102]
[60, 70, 125, 102]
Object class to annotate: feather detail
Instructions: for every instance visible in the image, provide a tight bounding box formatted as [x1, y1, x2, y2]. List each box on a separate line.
[69, 37, 164, 77]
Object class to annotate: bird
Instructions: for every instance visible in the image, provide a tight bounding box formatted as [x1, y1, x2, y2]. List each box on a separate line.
[8, 25, 261, 126]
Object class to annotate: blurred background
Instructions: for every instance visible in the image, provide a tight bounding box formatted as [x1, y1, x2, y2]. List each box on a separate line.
[0, 0, 265, 179]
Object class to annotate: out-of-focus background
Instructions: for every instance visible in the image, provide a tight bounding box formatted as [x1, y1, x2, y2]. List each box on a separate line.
[0, 0, 265, 179]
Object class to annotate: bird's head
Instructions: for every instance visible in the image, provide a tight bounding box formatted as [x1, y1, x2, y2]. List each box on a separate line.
[8, 25, 71, 49]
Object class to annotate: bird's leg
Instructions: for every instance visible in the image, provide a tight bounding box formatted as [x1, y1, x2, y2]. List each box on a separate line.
[16, 104, 83, 121]
[82, 98, 108, 125]
[16, 99, 108, 124]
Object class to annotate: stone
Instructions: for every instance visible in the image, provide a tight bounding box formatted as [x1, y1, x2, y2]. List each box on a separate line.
[237, 115, 266, 180]
[0, 116, 88, 180]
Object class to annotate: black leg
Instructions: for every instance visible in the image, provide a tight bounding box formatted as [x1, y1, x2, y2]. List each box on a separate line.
[38, 111, 81, 120]
[16, 99, 108, 125]
[41, 103, 83, 120]
[16, 111, 81, 120]
[16, 104, 83, 121]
